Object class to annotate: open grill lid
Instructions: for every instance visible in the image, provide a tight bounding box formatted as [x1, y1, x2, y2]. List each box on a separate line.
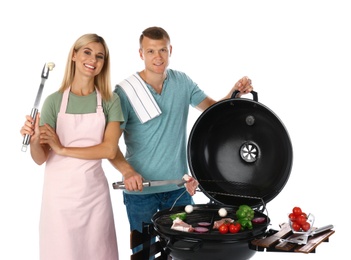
[187, 91, 293, 208]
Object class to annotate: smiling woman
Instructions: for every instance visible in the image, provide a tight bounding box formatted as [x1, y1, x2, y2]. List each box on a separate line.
[18, 33, 123, 260]
[2, 1, 350, 260]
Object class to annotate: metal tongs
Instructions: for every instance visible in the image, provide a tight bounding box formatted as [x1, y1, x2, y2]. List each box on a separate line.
[112, 179, 187, 189]
[21, 63, 54, 152]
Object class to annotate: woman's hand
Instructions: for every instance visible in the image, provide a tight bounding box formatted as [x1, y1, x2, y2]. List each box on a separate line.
[20, 113, 49, 165]
[20, 113, 40, 144]
[39, 124, 63, 154]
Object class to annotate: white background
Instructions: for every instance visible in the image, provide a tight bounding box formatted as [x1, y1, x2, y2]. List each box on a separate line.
[1, 0, 349, 259]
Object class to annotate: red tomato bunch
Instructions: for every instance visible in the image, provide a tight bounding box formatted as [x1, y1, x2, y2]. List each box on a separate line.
[288, 206, 311, 232]
[218, 222, 241, 234]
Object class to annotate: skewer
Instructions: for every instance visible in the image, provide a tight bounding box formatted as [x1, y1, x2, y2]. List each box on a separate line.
[21, 62, 55, 152]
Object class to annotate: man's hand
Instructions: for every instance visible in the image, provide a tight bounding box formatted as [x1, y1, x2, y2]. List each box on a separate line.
[123, 171, 144, 192]
[183, 174, 198, 196]
[233, 76, 253, 97]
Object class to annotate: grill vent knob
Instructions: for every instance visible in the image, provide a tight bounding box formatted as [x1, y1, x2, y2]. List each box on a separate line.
[240, 141, 259, 163]
[246, 115, 255, 126]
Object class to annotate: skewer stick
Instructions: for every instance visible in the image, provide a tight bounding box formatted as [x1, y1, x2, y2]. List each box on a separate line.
[21, 62, 55, 152]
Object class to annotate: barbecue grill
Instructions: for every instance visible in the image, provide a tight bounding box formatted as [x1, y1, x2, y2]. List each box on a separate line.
[151, 91, 293, 260]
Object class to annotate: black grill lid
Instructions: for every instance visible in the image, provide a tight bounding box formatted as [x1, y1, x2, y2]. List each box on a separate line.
[187, 91, 293, 208]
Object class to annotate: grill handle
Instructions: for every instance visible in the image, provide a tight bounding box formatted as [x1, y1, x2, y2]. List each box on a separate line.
[231, 90, 258, 101]
[166, 238, 203, 253]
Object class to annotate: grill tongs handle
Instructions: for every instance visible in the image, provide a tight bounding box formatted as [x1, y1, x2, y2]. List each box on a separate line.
[112, 179, 186, 189]
[113, 181, 152, 189]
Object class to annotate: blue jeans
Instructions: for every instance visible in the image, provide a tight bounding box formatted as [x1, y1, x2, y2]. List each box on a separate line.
[123, 188, 193, 255]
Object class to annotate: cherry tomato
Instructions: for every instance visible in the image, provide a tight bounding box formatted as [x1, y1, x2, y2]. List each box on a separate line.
[229, 223, 241, 233]
[219, 224, 229, 234]
[289, 213, 297, 222]
[292, 207, 302, 216]
[301, 222, 311, 232]
[296, 215, 307, 225]
[291, 222, 301, 232]
[301, 212, 308, 218]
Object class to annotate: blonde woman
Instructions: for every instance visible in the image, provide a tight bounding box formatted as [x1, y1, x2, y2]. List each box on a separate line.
[20, 33, 122, 260]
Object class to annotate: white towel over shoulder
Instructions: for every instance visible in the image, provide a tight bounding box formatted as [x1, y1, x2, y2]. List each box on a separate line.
[118, 74, 162, 123]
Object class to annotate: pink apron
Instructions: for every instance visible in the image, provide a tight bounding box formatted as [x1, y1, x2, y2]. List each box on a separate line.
[39, 88, 118, 260]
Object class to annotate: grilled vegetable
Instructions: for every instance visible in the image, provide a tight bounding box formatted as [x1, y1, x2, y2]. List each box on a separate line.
[194, 226, 209, 233]
[238, 218, 253, 230]
[185, 205, 194, 213]
[170, 212, 187, 221]
[236, 205, 254, 220]
[229, 222, 241, 233]
[218, 208, 228, 217]
[252, 217, 266, 224]
[236, 205, 254, 230]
